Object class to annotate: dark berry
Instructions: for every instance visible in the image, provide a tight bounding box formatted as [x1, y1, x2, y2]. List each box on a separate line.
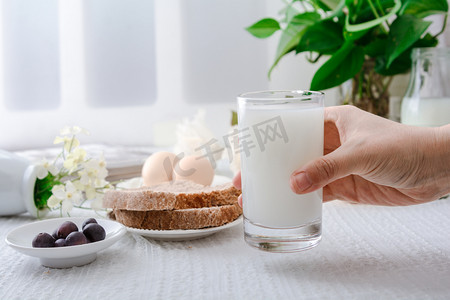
[32, 233, 55, 248]
[65, 232, 88, 246]
[83, 223, 106, 243]
[54, 238, 66, 247]
[82, 218, 98, 230]
[51, 228, 58, 239]
[56, 221, 78, 239]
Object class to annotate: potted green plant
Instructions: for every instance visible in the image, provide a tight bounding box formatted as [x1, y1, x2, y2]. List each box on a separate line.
[246, 0, 448, 118]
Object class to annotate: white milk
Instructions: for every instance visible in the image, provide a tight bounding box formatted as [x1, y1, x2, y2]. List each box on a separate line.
[401, 97, 450, 127]
[239, 104, 323, 228]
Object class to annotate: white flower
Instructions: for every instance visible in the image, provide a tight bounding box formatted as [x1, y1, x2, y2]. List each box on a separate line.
[54, 127, 89, 153]
[51, 182, 82, 214]
[72, 180, 85, 191]
[47, 195, 61, 209]
[61, 199, 73, 215]
[63, 148, 87, 173]
[60, 126, 90, 136]
[78, 156, 108, 186]
[34, 125, 114, 216]
[35, 159, 59, 180]
[54, 136, 80, 152]
[84, 186, 97, 200]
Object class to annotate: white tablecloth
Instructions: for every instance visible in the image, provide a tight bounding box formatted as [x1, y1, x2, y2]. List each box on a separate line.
[1, 199, 450, 300]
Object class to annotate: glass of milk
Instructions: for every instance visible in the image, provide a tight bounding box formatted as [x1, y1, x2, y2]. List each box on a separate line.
[237, 90, 324, 252]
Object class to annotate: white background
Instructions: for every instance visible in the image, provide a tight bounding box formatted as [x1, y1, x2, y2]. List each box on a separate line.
[0, 0, 448, 151]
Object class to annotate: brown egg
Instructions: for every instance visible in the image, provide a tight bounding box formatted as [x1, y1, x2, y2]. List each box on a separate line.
[141, 152, 176, 187]
[172, 155, 214, 186]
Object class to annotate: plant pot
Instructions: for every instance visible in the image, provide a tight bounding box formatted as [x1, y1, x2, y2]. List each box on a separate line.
[0, 150, 45, 218]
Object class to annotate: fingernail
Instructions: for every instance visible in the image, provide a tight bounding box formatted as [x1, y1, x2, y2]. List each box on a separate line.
[238, 195, 243, 208]
[291, 172, 312, 193]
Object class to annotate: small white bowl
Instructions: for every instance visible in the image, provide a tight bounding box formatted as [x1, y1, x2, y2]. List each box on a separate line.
[5, 217, 126, 268]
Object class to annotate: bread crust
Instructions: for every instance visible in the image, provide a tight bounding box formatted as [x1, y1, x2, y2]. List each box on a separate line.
[110, 204, 242, 230]
[103, 181, 241, 211]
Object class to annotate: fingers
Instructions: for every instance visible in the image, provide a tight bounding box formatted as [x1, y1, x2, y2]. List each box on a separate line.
[232, 171, 241, 190]
[290, 105, 365, 195]
[239, 106, 365, 201]
[233, 172, 243, 207]
[290, 144, 357, 194]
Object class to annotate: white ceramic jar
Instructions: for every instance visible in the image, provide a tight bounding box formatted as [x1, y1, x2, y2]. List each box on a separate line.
[0, 150, 39, 217]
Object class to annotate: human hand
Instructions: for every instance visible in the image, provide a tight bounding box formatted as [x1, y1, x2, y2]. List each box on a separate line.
[233, 105, 450, 206]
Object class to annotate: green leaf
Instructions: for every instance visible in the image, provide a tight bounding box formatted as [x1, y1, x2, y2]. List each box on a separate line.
[323, 0, 346, 20]
[375, 33, 438, 76]
[289, 12, 322, 27]
[400, 0, 449, 18]
[310, 41, 365, 90]
[231, 110, 238, 126]
[245, 18, 281, 39]
[310, 0, 340, 11]
[281, 3, 302, 23]
[414, 33, 438, 48]
[364, 37, 388, 57]
[345, 0, 401, 32]
[344, 28, 370, 41]
[375, 51, 411, 75]
[268, 12, 321, 78]
[321, 0, 342, 10]
[296, 20, 344, 54]
[385, 14, 431, 68]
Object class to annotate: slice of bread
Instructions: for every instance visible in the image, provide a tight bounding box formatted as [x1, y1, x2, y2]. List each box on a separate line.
[109, 204, 242, 230]
[103, 180, 241, 211]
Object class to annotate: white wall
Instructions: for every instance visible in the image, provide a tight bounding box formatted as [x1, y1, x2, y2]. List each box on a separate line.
[0, 0, 346, 151]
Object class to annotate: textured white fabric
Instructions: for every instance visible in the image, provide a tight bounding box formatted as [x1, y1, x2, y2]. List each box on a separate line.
[1, 200, 450, 300]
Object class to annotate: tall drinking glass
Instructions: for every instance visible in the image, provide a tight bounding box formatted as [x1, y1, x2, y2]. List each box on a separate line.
[237, 90, 324, 252]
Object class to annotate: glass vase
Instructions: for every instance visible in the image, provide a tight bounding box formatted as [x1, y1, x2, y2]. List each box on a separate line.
[339, 59, 391, 118]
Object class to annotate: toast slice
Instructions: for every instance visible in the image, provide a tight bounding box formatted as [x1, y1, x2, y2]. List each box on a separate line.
[103, 180, 241, 211]
[109, 204, 242, 230]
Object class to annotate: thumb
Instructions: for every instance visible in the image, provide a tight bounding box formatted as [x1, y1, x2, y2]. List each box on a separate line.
[290, 146, 356, 194]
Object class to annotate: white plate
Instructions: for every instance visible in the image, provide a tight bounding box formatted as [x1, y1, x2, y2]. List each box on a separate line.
[127, 216, 242, 241]
[5, 217, 126, 268]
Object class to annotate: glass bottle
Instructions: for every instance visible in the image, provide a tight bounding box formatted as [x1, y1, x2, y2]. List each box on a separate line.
[401, 47, 450, 127]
